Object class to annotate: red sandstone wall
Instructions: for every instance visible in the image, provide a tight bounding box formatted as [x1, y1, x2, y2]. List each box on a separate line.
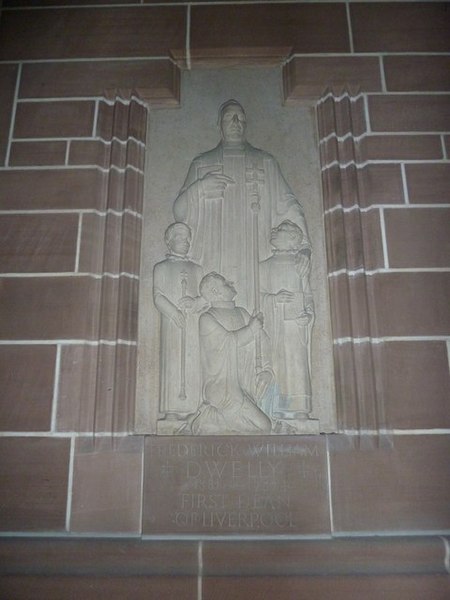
[0, 1, 449, 598]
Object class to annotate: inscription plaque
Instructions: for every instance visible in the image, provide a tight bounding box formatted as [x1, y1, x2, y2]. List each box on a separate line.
[143, 436, 330, 535]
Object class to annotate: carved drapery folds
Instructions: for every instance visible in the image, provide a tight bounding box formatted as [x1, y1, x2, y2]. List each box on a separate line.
[318, 90, 388, 437]
[79, 98, 147, 435]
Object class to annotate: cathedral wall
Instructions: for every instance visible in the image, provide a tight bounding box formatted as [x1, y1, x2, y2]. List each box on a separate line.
[0, 1, 449, 597]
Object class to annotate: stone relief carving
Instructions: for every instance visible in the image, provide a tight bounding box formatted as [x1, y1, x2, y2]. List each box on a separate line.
[155, 100, 319, 435]
[153, 223, 205, 422]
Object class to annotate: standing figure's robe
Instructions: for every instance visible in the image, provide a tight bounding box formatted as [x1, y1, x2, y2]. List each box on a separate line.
[260, 253, 314, 420]
[174, 141, 310, 312]
[191, 304, 272, 435]
[153, 255, 203, 418]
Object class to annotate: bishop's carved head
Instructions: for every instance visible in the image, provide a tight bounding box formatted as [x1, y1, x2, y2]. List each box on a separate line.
[218, 99, 247, 144]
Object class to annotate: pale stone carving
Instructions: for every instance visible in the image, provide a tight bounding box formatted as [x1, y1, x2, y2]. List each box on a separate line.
[260, 221, 315, 423]
[173, 100, 311, 310]
[153, 99, 319, 434]
[190, 272, 272, 435]
[153, 223, 205, 422]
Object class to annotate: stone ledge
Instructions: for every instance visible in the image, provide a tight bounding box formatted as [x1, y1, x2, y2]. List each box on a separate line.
[0, 536, 447, 577]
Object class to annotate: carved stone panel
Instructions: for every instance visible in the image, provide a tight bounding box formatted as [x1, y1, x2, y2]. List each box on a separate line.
[142, 436, 330, 535]
[136, 68, 336, 435]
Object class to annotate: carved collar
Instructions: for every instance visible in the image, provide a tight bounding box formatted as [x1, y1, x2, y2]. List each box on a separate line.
[165, 253, 190, 261]
[211, 301, 236, 308]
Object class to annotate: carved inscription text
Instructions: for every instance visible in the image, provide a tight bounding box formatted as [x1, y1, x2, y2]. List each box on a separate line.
[143, 437, 328, 534]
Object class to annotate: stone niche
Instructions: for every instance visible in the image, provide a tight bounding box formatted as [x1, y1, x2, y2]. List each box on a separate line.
[136, 67, 336, 436]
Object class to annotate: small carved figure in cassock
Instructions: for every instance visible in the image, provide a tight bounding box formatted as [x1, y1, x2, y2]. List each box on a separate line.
[190, 272, 272, 435]
[173, 99, 310, 311]
[153, 223, 205, 420]
[260, 220, 314, 420]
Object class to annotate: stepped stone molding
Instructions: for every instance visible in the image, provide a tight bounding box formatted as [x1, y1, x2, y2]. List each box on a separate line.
[67, 96, 147, 435]
[317, 90, 388, 435]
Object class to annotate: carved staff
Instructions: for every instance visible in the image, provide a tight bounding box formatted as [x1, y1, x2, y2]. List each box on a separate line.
[246, 162, 265, 374]
[178, 270, 188, 402]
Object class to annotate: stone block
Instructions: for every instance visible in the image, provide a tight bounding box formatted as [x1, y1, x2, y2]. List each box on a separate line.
[0, 437, 70, 531]
[0, 7, 186, 60]
[0, 345, 56, 431]
[405, 164, 450, 204]
[284, 56, 381, 101]
[0, 169, 104, 210]
[70, 436, 143, 533]
[330, 434, 450, 532]
[384, 56, 450, 92]
[190, 3, 350, 56]
[14, 101, 95, 139]
[142, 436, 331, 535]
[9, 141, 67, 166]
[369, 95, 450, 132]
[0, 213, 78, 272]
[20, 60, 179, 107]
[0, 276, 100, 340]
[384, 207, 450, 267]
[359, 135, 443, 161]
[351, 3, 450, 52]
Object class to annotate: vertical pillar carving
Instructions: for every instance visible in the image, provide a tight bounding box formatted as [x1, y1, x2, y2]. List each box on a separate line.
[318, 90, 387, 436]
[81, 98, 147, 436]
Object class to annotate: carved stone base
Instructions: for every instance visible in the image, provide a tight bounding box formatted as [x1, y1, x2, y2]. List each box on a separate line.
[156, 418, 190, 435]
[273, 418, 320, 435]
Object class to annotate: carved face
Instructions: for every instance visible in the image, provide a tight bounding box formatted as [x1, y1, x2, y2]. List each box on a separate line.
[270, 227, 297, 251]
[220, 105, 246, 143]
[168, 229, 191, 256]
[215, 276, 237, 301]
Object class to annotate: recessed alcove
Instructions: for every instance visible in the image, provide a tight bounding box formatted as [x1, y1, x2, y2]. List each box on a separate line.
[135, 66, 337, 435]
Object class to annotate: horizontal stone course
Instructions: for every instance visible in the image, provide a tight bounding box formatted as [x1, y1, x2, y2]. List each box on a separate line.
[0, 169, 104, 210]
[0, 538, 198, 576]
[384, 56, 450, 92]
[4, 0, 139, 5]
[203, 575, 450, 600]
[0, 7, 186, 60]
[384, 207, 450, 268]
[0, 213, 78, 272]
[0, 437, 70, 531]
[202, 537, 446, 576]
[14, 101, 95, 139]
[350, 2, 450, 52]
[9, 141, 67, 167]
[0, 345, 56, 432]
[369, 95, 450, 132]
[0, 575, 197, 600]
[19, 60, 180, 107]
